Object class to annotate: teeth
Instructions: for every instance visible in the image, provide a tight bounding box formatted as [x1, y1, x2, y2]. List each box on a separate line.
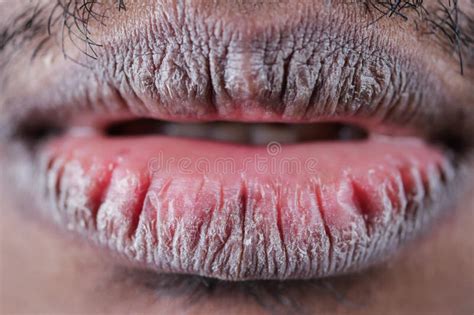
[210, 124, 251, 143]
[162, 123, 211, 139]
[249, 125, 300, 145]
[68, 126, 100, 137]
[105, 119, 368, 144]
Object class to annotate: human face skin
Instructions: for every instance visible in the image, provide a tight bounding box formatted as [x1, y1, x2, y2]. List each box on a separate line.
[1, 0, 473, 314]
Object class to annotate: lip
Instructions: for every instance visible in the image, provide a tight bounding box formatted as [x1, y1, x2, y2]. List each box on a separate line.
[36, 133, 456, 280]
[1, 0, 473, 281]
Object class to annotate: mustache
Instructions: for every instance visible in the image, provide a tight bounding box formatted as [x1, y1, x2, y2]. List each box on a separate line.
[0, 1, 472, 73]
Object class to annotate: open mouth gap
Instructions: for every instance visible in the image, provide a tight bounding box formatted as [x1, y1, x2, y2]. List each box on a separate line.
[104, 118, 369, 145]
[13, 116, 469, 157]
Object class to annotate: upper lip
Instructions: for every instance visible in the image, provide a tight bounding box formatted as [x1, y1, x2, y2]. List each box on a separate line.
[0, 0, 473, 153]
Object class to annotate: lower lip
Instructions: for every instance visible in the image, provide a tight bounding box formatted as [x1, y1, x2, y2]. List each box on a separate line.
[39, 134, 454, 280]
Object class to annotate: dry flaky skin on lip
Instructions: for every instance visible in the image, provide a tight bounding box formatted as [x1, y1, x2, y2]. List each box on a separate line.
[33, 135, 458, 281]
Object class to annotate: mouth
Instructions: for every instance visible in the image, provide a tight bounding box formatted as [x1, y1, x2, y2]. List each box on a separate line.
[1, 0, 473, 282]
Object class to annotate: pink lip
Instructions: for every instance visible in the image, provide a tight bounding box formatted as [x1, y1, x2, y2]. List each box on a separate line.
[40, 134, 454, 280]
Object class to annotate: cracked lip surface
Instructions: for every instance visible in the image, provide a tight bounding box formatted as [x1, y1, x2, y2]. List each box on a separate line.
[1, 0, 473, 281]
[37, 134, 458, 281]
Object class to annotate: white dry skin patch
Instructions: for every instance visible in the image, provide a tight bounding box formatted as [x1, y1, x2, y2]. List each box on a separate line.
[96, 170, 141, 255]
[40, 153, 457, 281]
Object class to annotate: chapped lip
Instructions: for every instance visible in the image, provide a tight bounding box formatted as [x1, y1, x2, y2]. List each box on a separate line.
[1, 0, 473, 281]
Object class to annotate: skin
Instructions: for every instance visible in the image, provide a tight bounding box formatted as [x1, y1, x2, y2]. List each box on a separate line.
[1, 0, 473, 314]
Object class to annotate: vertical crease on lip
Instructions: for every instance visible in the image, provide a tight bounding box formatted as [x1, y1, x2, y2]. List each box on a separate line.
[348, 178, 371, 238]
[127, 175, 151, 240]
[201, 182, 223, 275]
[46, 155, 65, 223]
[91, 161, 116, 232]
[313, 180, 333, 275]
[237, 179, 248, 279]
[193, 178, 212, 274]
[391, 166, 408, 256]
[274, 184, 288, 278]
[347, 177, 374, 271]
[153, 177, 173, 270]
[398, 162, 434, 245]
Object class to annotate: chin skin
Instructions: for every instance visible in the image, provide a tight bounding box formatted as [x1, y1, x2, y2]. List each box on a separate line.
[1, 181, 473, 315]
